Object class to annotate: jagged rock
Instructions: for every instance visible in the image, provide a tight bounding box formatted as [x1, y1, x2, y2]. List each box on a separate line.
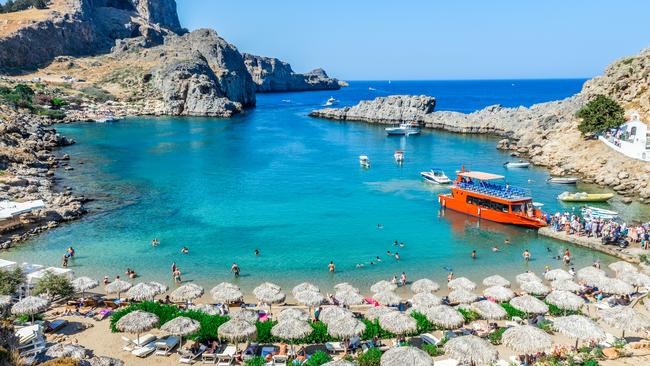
[44, 343, 89, 360]
[82, 356, 125, 366]
[243, 54, 341, 92]
[310, 95, 435, 124]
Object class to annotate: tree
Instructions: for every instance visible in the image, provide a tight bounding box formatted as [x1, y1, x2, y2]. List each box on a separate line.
[576, 94, 625, 134]
[33, 0, 48, 9]
[0, 268, 24, 296]
[34, 272, 74, 299]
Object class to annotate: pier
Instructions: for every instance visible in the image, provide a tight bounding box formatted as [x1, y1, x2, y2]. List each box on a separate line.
[538, 226, 640, 263]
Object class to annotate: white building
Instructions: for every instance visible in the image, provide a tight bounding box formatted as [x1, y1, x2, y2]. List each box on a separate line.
[599, 116, 650, 162]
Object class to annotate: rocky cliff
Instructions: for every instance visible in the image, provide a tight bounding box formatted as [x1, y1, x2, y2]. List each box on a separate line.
[310, 48, 650, 203]
[0, 0, 183, 71]
[243, 54, 341, 92]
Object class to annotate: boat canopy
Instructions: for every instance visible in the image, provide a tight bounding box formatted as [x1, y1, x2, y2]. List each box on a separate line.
[458, 171, 504, 181]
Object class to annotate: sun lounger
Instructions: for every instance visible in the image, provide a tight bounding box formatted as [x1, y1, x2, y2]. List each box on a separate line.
[495, 359, 510, 366]
[202, 352, 218, 364]
[434, 359, 459, 366]
[242, 343, 259, 361]
[154, 336, 179, 356]
[132, 339, 157, 358]
[217, 345, 236, 358]
[598, 332, 617, 348]
[216, 354, 233, 366]
[122, 333, 156, 351]
[44, 319, 68, 333]
[325, 342, 345, 353]
[271, 355, 288, 366]
[180, 344, 207, 364]
[421, 333, 441, 346]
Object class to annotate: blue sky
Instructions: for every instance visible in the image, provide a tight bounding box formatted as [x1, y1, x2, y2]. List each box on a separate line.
[177, 0, 650, 80]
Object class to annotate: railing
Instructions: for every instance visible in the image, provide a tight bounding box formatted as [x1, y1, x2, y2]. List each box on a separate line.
[455, 181, 531, 200]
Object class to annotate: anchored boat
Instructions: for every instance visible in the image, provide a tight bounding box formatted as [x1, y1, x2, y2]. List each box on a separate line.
[503, 161, 530, 168]
[420, 169, 451, 184]
[438, 167, 547, 228]
[557, 192, 614, 202]
[582, 206, 618, 219]
[359, 155, 370, 168]
[394, 150, 404, 163]
[385, 123, 421, 136]
[547, 177, 578, 184]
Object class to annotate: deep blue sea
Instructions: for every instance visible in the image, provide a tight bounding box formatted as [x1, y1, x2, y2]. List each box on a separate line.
[4, 79, 645, 294]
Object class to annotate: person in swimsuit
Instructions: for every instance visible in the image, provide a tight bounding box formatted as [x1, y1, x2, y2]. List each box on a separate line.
[255, 249, 260, 256]
[523, 250, 531, 261]
[328, 261, 335, 273]
[394, 252, 400, 261]
[471, 250, 477, 259]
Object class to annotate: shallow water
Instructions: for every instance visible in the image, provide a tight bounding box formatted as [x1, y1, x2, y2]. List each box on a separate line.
[4, 80, 646, 293]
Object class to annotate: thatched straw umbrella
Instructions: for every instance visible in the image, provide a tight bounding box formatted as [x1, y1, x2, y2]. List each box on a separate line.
[471, 300, 507, 320]
[161, 316, 200, 349]
[482, 275, 511, 288]
[371, 280, 397, 293]
[211, 285, 243, 304]
[609, 261, 637, 274]
[334, 282, 359, 293]
[328, 316, 366, 354]
[373, 290, 401, 306]
[210, 282, 240, 293]
[0, 295, 11, 307]
[380, 346, 434, 366]
[424, 305, 464, 329]
[218, 319, 257, 351]
[444, 335, 498, 366]
[320, 305, 353, 325]
[411, 278, 440, 293]
[509, 295, 548, 317]
[411, 292, 442, 307]
[618, 271, 650, 288]
[520, 281, 550, 296]
[576, 266, 606, 286]
[170, 283, 204, 305]
[188, 303, 220, 315]
[115, 310, 159, 345]
[335, 290, 364, 306]
[292, 282, 319, 295]
[278, 307, 309, 322]
[323, 361, 356, 366]
[125, 283, 158, 301]
[148, 282, 168, 295]
[271, 318, 312, 355]
[231, 308, 259, 323]
[598, 278, 634, 295]
[253, 282, 286, 315]
[378, 311, 417, 336]
[72, 277, 98, 297]
[294, 290, 324, 319]
[448, 288, 479, 304]
[544, 269, 573, 281]
[365, 306, 396, 321]
[483, 286, 515, 302]
[598, 307, 650, 338]
[448, 277, 477, 291]
[516, 272, 541, 284]
[11, 296, 49, 323]
[502, 325, 552, 357]
[550, 280, 582, 292]
[552, 315, 605, 347]
[545, 290, 584, 313]
[105, 279, 132, 300]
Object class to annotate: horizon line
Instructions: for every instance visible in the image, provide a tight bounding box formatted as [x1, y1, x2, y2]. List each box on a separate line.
[338, 77, 591, 82]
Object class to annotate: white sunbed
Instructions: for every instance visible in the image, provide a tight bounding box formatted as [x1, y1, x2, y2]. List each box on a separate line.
[217, 345, 236, 358]
[325, 341, 345, 353]
[132, 338, 158, 358]
[435, 359, 459, 366]
[154, 336, 180, 356]
[421, 333, 441, 346]
[180, 344, 207, 364]
[495, 359, 511, 366]
[271, 355, 288, 366]
[216, 354, 233, 366]
[122, 333, 156, 352]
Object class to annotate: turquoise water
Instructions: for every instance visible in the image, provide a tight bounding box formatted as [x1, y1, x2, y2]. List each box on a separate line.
[2, 80, 640, 293]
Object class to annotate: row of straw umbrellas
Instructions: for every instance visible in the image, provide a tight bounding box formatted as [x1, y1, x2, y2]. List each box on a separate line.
[9, 261, 650, 366]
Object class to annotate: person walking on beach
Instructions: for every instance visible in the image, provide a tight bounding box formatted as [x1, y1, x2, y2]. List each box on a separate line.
[400, 272, 407, 287]
[523, 249, 531, 262]
[447, 272, 454, 282]
[328, 261, 335, 273]
[231, 263, 240, 278]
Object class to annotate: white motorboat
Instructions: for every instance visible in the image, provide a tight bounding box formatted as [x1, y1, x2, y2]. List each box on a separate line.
[359, 155, 370, 168]
[581, 206, 618, 219]
[503, 161, 530, 168]
[385, 123, 421, 136]
[368, 87, 376, 91]
[547, 177, 578, 184]
[420, 169, 451, 184]
[394, 150, 404, 163]
[324, 97, 337, 106]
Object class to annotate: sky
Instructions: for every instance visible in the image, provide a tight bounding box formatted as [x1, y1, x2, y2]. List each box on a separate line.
[176, 0, 650, 80]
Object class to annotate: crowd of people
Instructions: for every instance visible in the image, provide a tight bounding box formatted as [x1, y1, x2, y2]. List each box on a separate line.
[549, 211, 650, 249]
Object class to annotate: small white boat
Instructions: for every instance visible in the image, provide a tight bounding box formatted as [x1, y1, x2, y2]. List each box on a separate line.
[324, 97, 337, 106]
[385, 123, 421, 136]
[503, 161, 530, 168]
[581, 206, 618, 219]
[394, 150, 404, 163]
[368, 87, 376, 91]
[359, 155, 370, 168]
[420, 169, 451, 184]
[547, 177, 578, 184]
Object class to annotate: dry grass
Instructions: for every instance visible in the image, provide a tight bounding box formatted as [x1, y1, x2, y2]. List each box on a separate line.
[0, 0, 70, 37]
[40, 357, 79, 366]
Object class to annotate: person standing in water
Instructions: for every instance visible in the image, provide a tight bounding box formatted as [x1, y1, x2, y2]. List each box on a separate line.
[400, 272, 407, 287]
[471, 250, 477, 259]
[231, 263, 240, 278]
[447, 272, 454, 282]
[394, 252, 400, 261]
[328, 261, 335, 273]
[523, 249, 531, 262]
[171, 262, 177, 278]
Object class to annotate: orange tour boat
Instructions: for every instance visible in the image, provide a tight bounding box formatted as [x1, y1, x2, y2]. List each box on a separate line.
[438, 167, 547, 228]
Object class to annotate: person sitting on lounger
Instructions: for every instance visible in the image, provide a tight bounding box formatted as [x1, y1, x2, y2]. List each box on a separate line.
[189, 340, 201, 355]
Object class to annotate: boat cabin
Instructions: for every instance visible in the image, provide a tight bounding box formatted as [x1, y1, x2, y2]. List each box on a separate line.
[599, 115, 650, 162]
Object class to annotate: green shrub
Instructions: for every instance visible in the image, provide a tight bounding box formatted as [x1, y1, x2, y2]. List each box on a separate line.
[457, 308, 480, 323]
[500, 303, 526, 320]
[411, 311, 437, 334]
[357, 347, 382, 366]
[423, 343, 443, 356]
[34, 272, 74, 299]
[576, 95, 625, 134]
[0, 268, 24, 296]
[17, 314, 43, 323]
[244, 356, 266, 366]
[488, 327, 506, 345]
[546, 302, 581, 316]
[0, 84, 34, 109]
[537, 319, 553, 333]
[303, 350, 331, 366]
[583, 359, 599, 366]
[80, 86, 114, 102]
[255, 320, 276, 343]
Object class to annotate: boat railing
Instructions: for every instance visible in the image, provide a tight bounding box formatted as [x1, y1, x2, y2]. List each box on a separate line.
[455, 181, 531, 200]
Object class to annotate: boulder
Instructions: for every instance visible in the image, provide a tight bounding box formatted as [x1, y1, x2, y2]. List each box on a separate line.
[243, 54, 341, 92]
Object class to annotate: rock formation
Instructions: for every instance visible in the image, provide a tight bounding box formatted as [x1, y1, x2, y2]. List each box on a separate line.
[310, 47, 650, 203]
[0, 0, 183, 71]
[243, 54, 341, 92]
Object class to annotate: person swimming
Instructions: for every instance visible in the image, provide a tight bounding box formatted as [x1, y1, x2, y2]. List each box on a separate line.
[393, 240, 399, 246]
[504, 239, 511, 245]
[181, 246, 189, 254]
[399, 242, 405, 248]
[255, 249, 260, 256]
[151, 239, 159, 247]
[387, 250, 392, 256]
[471, 250, 477, 259]
[394, 252, 400, 261]
[356, 263, 365, 268]
[375, 256, 382, 262]
[377, 224, 383, 229]
[492, 246, 500, 252]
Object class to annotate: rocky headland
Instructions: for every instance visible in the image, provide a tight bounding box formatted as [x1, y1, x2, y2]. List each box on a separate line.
[243, 54, 342, 92]
[310, 48, 650, 204]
